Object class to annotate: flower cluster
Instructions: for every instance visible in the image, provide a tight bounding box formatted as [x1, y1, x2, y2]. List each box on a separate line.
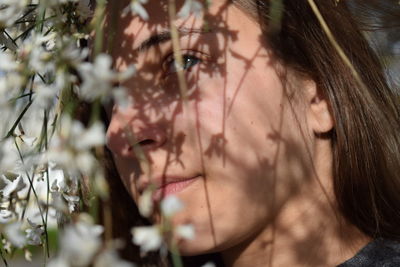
[0, 0, 206, 266]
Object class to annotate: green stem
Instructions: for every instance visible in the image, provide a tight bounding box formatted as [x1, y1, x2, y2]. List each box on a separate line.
[0, 246, 8, 267]
[5, 100, 33, 139]
[14, 141, 50, 258]
[93, 0, 107, 56]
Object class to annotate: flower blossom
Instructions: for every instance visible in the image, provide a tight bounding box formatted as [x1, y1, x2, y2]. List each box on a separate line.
[129, 0, 149, 21]
[77, 53, 135, 102]
[0, 174, 27, 198]
[0, 209, 14, 224]
[25, 219, 44, 246]
[177, 0, 204, 18]
[45, 116, 105, 177]
[49, 219, 104, 267]
[161, 195, 184, 217]
[201, 262, 216, 267]
[94, 247, 135, 267]
[4, 222, 26, 248]
[138, 187, 154, 217]
[132, 226, 163, 252]
[175, 224, 195, 240]
[77, 0, 93, 20]
[0, 0, 27, 27]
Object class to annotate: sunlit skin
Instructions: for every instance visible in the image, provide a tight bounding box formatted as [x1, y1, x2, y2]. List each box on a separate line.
[105, 0, 369, 266]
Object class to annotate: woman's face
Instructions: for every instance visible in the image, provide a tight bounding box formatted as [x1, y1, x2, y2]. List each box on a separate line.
[106, 0, 318, 255]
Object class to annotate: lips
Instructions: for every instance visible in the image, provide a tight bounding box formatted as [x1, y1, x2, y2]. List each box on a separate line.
[150, 175, 200, 201]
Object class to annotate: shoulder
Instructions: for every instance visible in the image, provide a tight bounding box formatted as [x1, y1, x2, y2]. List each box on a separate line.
[338, 239, 400, 267]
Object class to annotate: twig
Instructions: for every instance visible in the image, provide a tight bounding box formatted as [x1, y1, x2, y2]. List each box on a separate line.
[306, 0, 367, 92]
[168, 0, 188, 103]
[14, 141, 50, 258]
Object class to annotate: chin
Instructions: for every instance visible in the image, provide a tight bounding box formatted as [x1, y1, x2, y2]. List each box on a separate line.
[176, 237, 221, 256]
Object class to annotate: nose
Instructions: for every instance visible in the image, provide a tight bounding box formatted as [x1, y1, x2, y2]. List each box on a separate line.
[130, 126, 167, 151]
[106, 107, 168, 158]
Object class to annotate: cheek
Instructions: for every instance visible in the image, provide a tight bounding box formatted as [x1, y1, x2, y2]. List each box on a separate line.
[175, 64, 314, 254]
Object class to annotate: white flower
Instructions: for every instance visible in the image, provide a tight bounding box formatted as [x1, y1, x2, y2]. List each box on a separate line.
[45, 116, 106, 176]
[58, 221, 104, 266]
[73, 121, 105, 150]
[0, 139, 22, 174]
[19, 136, 37, 147]
[19, 33, 57, 73]
[201, 262, 216, 267]
[33, 71, 67, 109]
[77, 0, 93, 20]
[4, 222, 26, 248]
[0, 175, 27, 198]
[39, 0, 70, 8]
[26, 228, 43, 246]
[63, 41, 89, 66]
[50, 174, 81, 213]
[0, 0, 27, 27]
[47, 257, 69, 267]
[25, 249, 32, 262]
[129, 0, 149, 20]
[175, 224, 195, 240]
[78, 53, 135, 101]
[63, 194, 80, 213]
[112, 88, 133, 110]
[77, 54, 113, 100]
[0, 51, 18, 71]
[177, 0, 203, 18]
[2, 240, 11, 253]
[0, 209, 14, 224]
[132, 226, 163, 252]
[138, 188, 154, 217]
[25, 219, 44, 245]
[51, 191, 68, 212]
[94, 248, 135, 267]
[161, 195, 184, 217]
[0, 32, 17, 51]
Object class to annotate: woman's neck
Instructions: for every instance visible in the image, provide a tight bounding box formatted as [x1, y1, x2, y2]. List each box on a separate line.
[222, 188, 370, 267]
[222, 140, 371, 267]
[222, 139, 370, 267]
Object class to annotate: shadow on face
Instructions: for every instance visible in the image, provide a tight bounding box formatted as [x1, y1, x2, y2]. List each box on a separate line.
[104, 0, 330, 260]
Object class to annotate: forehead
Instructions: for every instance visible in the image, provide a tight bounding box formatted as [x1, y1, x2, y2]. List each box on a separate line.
[105, 0, 254, 56]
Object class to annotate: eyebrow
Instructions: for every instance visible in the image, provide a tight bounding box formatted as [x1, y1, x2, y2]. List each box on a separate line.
[135, 27, 210, 53]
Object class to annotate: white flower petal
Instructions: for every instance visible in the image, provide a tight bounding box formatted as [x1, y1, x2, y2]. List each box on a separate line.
[5, 222, 26, 248]
[138, 188, 154, 217]
[175, 224, 195, 240]
[25, 249, 32, 262]
[0, 209, 14, 224]
[94, 248, 135, 267]
[131, 2, 149, 20]
[59, 221, 104, 266]
[75, 122, 105, 150]
[47, 257, 69, 267]
[26, 225, 44, 246]
[132, 226, 162, 252]
[201, 262, 216, 267]
[2, 176, 27, 198]
[112, 88, 133, 110]
[161, 195, 184, 217]
[177, 0, 203, 18]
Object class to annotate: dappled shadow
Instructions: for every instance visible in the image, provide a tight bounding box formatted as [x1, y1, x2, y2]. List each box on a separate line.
[101, 0, 361, 266]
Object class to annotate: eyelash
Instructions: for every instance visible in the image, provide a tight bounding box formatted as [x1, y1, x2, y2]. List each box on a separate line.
[162, 51, 202, 77]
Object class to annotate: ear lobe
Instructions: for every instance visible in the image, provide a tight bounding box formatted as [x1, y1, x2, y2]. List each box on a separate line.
[306, 81, 334, 134]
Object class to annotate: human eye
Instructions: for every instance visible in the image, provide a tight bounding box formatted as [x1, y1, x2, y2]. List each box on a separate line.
[163, 52, 202, 76]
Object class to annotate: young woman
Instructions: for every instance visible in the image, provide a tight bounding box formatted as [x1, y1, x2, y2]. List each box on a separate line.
[101, 0, 400, 266]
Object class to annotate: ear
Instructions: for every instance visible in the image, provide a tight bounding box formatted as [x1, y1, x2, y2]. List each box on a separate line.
[305, 80, 334, 134]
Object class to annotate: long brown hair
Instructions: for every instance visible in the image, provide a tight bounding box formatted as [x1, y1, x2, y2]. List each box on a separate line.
[101, 0, 400, 265]
[234, 0, 400, 239]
